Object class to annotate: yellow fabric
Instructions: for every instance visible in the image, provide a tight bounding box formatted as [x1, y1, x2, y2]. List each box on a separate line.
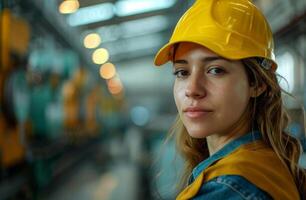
[176, 141, 300, 200]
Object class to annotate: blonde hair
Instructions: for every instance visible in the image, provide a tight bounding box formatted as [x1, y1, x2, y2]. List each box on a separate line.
[168, 58, 306, 195]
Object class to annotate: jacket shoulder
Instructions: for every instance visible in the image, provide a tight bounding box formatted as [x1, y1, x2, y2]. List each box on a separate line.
[204, 141, 300, 200]
[194, 175, 272, 200]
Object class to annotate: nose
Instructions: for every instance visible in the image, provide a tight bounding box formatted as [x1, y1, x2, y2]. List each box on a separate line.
[185, 73, 206, 99]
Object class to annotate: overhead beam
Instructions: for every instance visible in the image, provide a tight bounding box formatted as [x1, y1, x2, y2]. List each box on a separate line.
[79, 2, 184, 29]
[78, 0, 116, 8]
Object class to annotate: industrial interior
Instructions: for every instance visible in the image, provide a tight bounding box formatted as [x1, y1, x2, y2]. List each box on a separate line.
[0, 0, 306, 199]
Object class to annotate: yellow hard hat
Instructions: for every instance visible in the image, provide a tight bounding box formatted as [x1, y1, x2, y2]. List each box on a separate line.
[154, 0, 277, 70]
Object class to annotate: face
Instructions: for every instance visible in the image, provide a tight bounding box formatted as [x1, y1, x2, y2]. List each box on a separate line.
[173, 42, 253, 138]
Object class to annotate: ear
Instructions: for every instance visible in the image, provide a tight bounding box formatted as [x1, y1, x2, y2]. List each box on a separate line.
[250, 83, 267, 98]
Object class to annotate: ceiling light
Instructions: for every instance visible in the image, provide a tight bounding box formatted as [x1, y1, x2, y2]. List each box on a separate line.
[121, 15, 169, 38]
[84, 33, 101, 49]
[59, 0, 80, 14]
[92, 15, 169, 44]
[115, 0, 176, 17]
[92, 48, 109, 64]
[103, 33, 163, 56]
[107, 77, 123, 95]
[67, 3, 114, 26]
[100, 63, 116, 79]
[96, 25, 121, 43]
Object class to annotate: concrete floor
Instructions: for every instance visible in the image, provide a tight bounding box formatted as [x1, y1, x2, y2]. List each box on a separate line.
[45, 161, 139, 200]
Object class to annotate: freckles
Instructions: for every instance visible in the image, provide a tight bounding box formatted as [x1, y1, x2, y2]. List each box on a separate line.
[173, 83, 182, 106]
[174, 82, 185, 98]
[174, 82, 187, 115]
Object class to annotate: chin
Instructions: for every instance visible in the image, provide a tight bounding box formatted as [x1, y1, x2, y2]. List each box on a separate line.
[187, 129, 210, 139]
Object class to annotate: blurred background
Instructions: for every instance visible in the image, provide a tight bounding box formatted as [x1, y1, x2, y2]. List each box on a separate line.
[0, 0, 305, 199]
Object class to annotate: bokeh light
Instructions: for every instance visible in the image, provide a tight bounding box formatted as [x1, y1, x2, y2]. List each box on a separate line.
[130, 106, 150, 126]
[59, 0, 79, 14]
[107, 77, 123, 95]
[92, 48, 109, 64]
[83, 33, 101, 49]
[100, 63, 116, 79]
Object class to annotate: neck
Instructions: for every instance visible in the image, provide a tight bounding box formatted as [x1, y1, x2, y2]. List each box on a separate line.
[206, 118, 250, 156]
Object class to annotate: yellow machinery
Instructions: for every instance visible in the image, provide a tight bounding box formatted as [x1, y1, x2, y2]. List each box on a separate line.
[0, 9, 30, 168]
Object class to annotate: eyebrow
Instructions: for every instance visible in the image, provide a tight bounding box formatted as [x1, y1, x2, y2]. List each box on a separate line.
[173, 56, 230, 65]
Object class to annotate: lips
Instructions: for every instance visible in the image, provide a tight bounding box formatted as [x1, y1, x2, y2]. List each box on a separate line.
[183, 107, 213, 118]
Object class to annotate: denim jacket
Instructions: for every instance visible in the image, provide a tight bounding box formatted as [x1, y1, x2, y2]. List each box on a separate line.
[188, 131, 273, 200]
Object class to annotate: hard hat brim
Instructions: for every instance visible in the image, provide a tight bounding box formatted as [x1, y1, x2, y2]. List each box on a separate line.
[154, 39, 240, 66]
[154, 39, 277, 70]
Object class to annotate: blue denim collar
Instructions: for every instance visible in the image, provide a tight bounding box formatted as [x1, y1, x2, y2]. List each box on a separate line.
[189, 130, 262, 184]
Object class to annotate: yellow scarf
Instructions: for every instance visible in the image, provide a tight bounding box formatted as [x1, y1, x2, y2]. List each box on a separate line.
[177, 141, 300, 200]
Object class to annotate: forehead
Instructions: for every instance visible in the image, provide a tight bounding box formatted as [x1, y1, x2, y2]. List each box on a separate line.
[174, 42, 220, 59]
[172, 42, 247, 74]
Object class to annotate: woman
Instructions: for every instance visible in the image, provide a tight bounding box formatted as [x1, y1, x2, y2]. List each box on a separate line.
[154, 0, 306, 199]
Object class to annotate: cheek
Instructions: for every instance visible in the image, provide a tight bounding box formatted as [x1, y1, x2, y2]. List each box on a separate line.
[234, 80, 250, 103]
[220, 80, 250, 115]
[173, 81, 185, 111]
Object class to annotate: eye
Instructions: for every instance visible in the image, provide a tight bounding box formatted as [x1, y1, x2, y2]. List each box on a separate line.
[173, 69, 189, 78]
[207, 67, 225, 75]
